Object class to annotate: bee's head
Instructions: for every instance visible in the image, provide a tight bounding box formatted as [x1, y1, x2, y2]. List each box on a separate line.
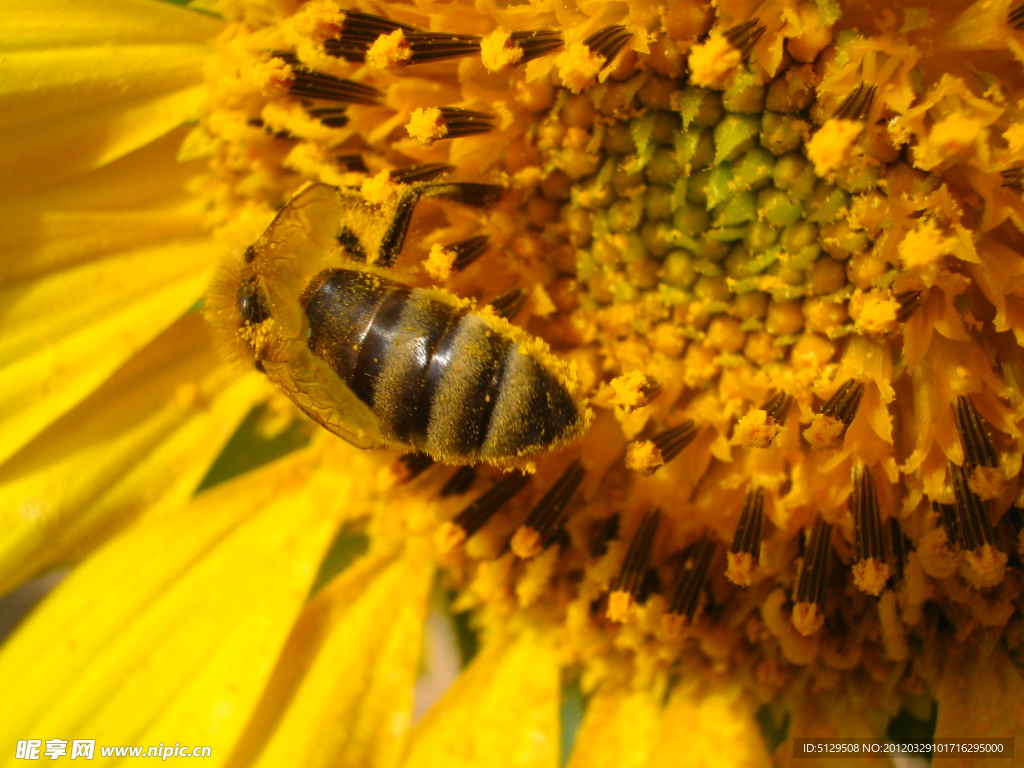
[205, 247, 273, 372]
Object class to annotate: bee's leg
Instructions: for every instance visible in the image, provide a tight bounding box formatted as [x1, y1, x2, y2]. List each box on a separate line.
[377, 190, 422, 267]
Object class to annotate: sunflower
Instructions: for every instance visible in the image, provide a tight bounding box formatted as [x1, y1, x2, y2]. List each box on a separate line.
[3, 0, 1024, 765]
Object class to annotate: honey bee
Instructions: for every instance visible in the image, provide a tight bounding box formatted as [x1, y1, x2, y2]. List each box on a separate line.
[208, 181, 591, 470]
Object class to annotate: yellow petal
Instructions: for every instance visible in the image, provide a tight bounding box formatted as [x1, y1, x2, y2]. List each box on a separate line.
[0, 314, 258, 594]
[935, 643, 1024, 768]
[647, 677, 773, 768]
[0, 0, 222, 51]
[566, 681, 663, 768]
[0, 83, 209, 199]
[0, 237, 218, 464]
[1, 44, 213, 133]
[228, 543, 433, 768]
[400, 631, 562, 768]
[0, 451, 340, 755]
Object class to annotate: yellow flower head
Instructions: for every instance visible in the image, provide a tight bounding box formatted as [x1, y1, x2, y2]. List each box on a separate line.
[4, 0, 1024, 764]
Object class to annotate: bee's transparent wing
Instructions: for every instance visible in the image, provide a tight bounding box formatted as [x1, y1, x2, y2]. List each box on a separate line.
[253, 183, 383, 450]
[262, 337, 382, 450]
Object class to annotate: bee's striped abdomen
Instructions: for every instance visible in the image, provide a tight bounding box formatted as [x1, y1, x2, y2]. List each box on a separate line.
[303, 268, 584, 463]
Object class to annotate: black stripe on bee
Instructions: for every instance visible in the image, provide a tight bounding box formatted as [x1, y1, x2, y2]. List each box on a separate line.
[303, 267, 581, 461]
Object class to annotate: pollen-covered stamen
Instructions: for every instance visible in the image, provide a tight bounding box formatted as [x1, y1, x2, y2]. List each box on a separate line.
[445, 235, 490, 271]
[950, 461, 1007, 588]
[1010, 4, 1024, 30]
[305, 106, 349, 128]
[834, 83, 877, 121]
[607, 509, 661, 622]
[852, 466, 889, 596]
[727, 487, 765, 587]
[953, 395, 998, 468]
[582, 25, 631, 63]
[762, 390, 792, 424]
[393, 452, 435, 483]
[803, 379, 863, 451]
[389, 163, 454, 184]
[723, 19, 766, 58]
[437, 471, 529, 552]
[949, 462, 997, 551]
[889, 518, 908, 584]
[793, 516, 833, 636]
[440, 465, 477, 497]
[652, 421, 698, 464]
[408, 107, 495, 145]
[666, 536, 717, 628]
[512, 460, 585, 558]
[590, 514, 619, 558]
[508, 29, 564, 63]
[735, 392, 790, 449]
[281, 64, 383, 104]
[489, 288, 528, 320]
[626, 421, 698, 474]
[405, 33, 482, 64]
[324, 12, 417, 61]
[895, 290, 923, 322]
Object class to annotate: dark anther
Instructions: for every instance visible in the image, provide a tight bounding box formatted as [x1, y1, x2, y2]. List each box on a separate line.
[489, 288, 528, 320]
[820, 379, 864, 426]
[243, 245, 257, 263]
[246, 117, 293, 140]
[637, 567, 662, 605]
[1010, 4, 1024, 29]
[730, 487, 765, 561]
[1001, 166, 1024, 188]
[590, 513, 620, 558]
[306, 106, 349, 128]
[936, 501, 960, 547]
[1009, 506, 1024, 538]
[396, 452, 434, 481]
[254, 360, 266, 374]
[889, 517, 908, 584]
[761, 390, 791, 425]
[440, 465, 478, 497]
[583, 25, 632, 63]
[949, 461, 997, 551]
[668, 536, 716, 621]
[451, 472, 529, 537]
[610, 510, 661, 610]
[406, 33, 482, 64]
[852, 465, 885, 563]
[508, 29, 564, 63]
[446, 235, 490, 271]
[390, 163, 454, 184]
[834, 83, 877, 121]
[421, 182, 505, 208]
[279, 60, 383, 104]
[895, 290, 923, 322]
[794, 516, 833, 612]
[324, 12, 416, 61]
[723, 19, 766, 58]
[335, 154, 368, 173]
[953, 395, 998, 468]
[650, 421, 698, 464]
[434, 107, 495, 140]
[519, 460, 585, 545]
